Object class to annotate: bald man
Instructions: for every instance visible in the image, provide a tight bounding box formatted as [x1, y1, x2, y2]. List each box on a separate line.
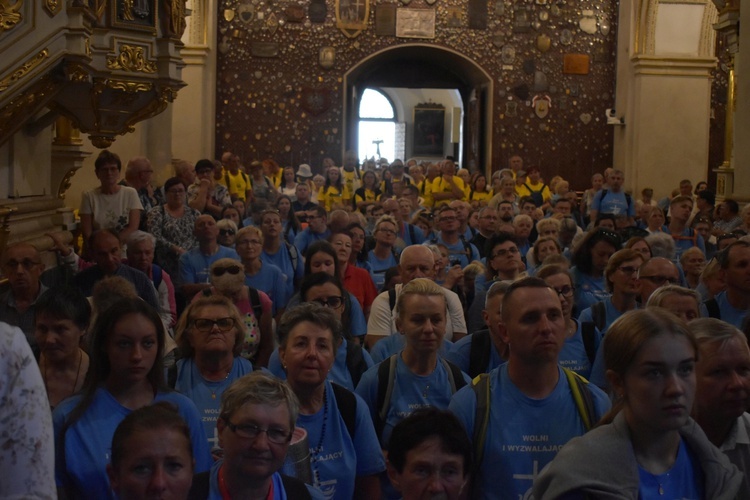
[0, 243, 47, 346]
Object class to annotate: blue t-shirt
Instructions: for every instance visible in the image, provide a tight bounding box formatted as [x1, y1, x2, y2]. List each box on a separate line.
[395, 223, 426, 250]
[355, 354, 471, 447]
[368, 250, 399, 290]
[294, 228, 331, 256]
[282, 220, 298, 246]
[428, 235, 480, 268]
[207, 462, 325, 500]
[700, 290, 748, 329]
[178, 246, 240, 286]
[287, 381, 385, 500]
[262, 243, 304, 299]
[268, 339, 374, 392]
[663, 225, 706, 262]
[173, 357, 254, 451]
[591, 189, 635, 217]
[53, 388, 211, 499]
[448, 364, 611, 500]
[572, 267, 610, 317]
[558, 320, 594, 380]
[369, 334, 453, 364]
[244, 261, 291, 314]
[637, 439, 704, 499]
[445, 331, 506, 376]
[578, 299, 637, 337]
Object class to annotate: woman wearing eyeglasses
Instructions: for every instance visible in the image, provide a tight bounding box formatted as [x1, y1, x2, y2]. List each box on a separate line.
[172, 294, 255, 453]
[278, 302, 385, 500]
[537, 265, 593, 379]
[191, 258, 273, 366]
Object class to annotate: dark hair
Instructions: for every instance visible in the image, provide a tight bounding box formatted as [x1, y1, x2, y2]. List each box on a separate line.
[35, 286, 91, 331]
[387, 408, 472, 474]
[300, 272, 352, 335]
[571, 228, 621, 274]
[94, 150, 122, 171]
[163, 176, 184, 192]
[501, 277, 553, 321]
[697, 189, 715, 205]
[324, 166, 343, 190]
[194, 159, 215, 173]
[471, 173, 488, 193]
[723, 199, 740, 215]
[304, 240, 340, 276]
[594, 213, 617, 228]
[110, 402, 192, 469]
[63, 299, 166, 431]
[276, 194, 301, 233]
[220, 205, 242, 228]
[89, 228, 121, 250]
[716, 240, 750, 270]
[277, 301, 343, 347]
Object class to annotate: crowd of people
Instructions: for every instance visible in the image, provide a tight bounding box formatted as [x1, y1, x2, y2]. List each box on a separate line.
[2, 149, 750, 499]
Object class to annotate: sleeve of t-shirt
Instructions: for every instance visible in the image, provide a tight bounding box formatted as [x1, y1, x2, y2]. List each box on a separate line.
[444, 337, 471, 374]
[696, 233, 706, 254]
[445, 290, 467, 337]
[178, 252, 196, 286]
[366, 292, 393, 338]
[348, 293, 367, 337]
[469, 243, 481, 263]
[123, 186, 145, 211]
[352, 392, 386, 475]
[587, 341, 608, 390]
[164, 393, 212, 472]
[587, 382, 613, 420]
[627, 197, 637, 217]
[412, 225, 426, 244]
[354, 365, 379, 419]
[448, 383, 477, 437]
[79, 190, 94, 215]
[591, 191, 603, 212]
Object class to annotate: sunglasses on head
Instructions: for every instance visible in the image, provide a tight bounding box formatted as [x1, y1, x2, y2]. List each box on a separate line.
[212, 265, 242, 276]
[219, 229, 236, 236]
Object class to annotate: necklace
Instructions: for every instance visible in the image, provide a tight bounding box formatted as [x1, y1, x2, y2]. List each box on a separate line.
[422, 383, 430, 398]
[309, 388, 329, 487]
[209, 370, 232, 399]
[43, 349, 83, 402]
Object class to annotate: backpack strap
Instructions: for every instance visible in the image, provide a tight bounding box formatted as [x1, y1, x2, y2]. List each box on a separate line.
[441, 358, 467, 392]
[247, 286, 263, 322]
[581, 301, 606, 365]
[592, 300, 606, 332]
[468, 329, 492, 378]
[704, 298, 721, 319]
[331, 382, 357, 439]
[625, 193, 632, 211]
[471, 373, 491, 475]
[563, 367, 597, 431]
[286, 242, 299, 272]
[375, 354, 398, 437]
[388, 287, 398, 312]
[280, 474, 312, 499]
[345, 341, 369, 388]
[459, 235, 472, 258]
[408, 223, 416, 245]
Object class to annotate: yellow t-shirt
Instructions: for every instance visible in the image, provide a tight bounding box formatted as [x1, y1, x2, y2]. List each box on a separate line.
[418, 179, 434, 207]
[341, 168, 360, 201]
[430, 176, 467, 207]
[268, 169, 283, 188]
[353, 188, 380, 207]
[524, 181, 552, 203]
[318, 185, 344, 212]
[219, 169, 251, 201]
[469, 190, 493, 204]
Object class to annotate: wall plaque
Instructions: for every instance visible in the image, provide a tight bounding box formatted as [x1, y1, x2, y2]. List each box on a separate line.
[563, 54, 590, 75]
[467, 0, 487, 29]
[375, 4, 396, 36]
[252, 42, 279, 58]
[396, 9, 435, 39]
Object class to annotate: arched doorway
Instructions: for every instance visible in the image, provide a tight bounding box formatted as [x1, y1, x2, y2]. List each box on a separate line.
[343, 44, 493, 172]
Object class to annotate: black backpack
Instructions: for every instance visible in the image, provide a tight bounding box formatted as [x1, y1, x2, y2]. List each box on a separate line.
[580, 300, 606, 365]
[468, 329, 492, 379]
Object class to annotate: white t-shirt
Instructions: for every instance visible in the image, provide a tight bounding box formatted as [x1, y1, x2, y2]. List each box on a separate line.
[366, 283, 467, 340]
[80, 186, 143, 232]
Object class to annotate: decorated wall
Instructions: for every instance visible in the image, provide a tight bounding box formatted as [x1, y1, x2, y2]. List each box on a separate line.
[215, 0, 619, 189]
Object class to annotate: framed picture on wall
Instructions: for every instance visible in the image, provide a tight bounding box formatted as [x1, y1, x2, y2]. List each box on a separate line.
[413, 106, 444, 156]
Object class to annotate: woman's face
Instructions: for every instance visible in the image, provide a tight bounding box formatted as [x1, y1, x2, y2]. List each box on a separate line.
[349, 228, 365, 253]
[536, 240, 560, 263]
[309, 251, 336, 276]
[35, 313, 85, 363]
[305, 283, 345, 321]
[539, 227, 559, 240]
[236, 232, 262, 261]
[96, 162, 121, 187]
[415, 219, 431, 235]
[363, 172, 376, 188]
[279, 320, 336, 388]
[261, 214, 281, 238]
[232, 200, 246, 217]
[106, 313, 158, 385]
[592, 174, 604, 190]
[284, 167, 295, 182]
[189, 305, 237, 355]
[276, 198, 291, 216]
[397, 294, 446, 357]
[544, 272, 574, 318]
[614, 333, 696, 435]
[166, 183, 186, 208]
[514, 219, 533, 239]
[591, 241, 616, 273]
[502, 178, 515, 194]
[375, 221, 398, 247]
[108, 428, 193, 500]
[475, 176, 487, 192]
[330, 233, 353, 265]
[648, 210, 665, 229]
[682, 252, 705, 277]
[610, 258, 642, 295]
[630, 240, 651, 261]
[659, 295, 700, 323]
[327, 167, 340, 182]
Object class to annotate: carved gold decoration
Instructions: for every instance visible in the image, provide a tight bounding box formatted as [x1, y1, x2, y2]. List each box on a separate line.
[0, 0, 24, 33]
[89, 135, 115, 148]
[0, 75, 59, 146]
[58, 168, 79, 199]
[106, 45, 157, 73]
[67, 64, 90, 83]
[106, 79, 153, 92]
[122, 0, 135, 20]
[43, 0, 62, 17]
[85, 37, 92, 59]
[0, 49, 49, 92]
[54, 116, 82, 146]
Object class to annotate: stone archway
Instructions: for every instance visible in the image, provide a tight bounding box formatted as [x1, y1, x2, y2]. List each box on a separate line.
[342, 44, 493, 171]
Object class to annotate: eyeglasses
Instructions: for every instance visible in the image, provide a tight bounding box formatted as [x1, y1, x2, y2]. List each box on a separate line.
[440, 216, 457, 223]
[219, 229, 236, 236]
[192, 317, 236, 332]
[492, 247, 519, 258]
[618, 266, 639, 276]
[3, 259, 41, 270]
[237, 239, 262, 247]
[638, 275, 677, 286]
[167, 188, 185, 194]
[378, 228, 397, 235]
[553, 285, 575, 298]
[212, 265, 242, 276]
[311, 296, 344, 308]
[224, 420, 291, 444]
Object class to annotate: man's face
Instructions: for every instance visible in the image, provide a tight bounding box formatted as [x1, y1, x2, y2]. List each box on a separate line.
[695, 337, 750, 424]
[399, 199, 413, 219]
[638, 258, 680, 302]
[609, 173, 624, 190]
[400, 248, 436, 282]
[387, 436, 467, 500]
[2, 245, 44, 295]
[508, 156, 523, 172]
[441, 162, 455, 177]
[308, 212, 328, 233]
[554, 200, 572, 216]
[680, 182, 693, 197]
[126, 240, 154, 275]
[671, 201, 693, 222]
[295, 184, 310, 201]
[383, 200, 402, 221]
[438, 210, 460, 233]
[723, 245, 750, 294]
[194, 216, 219, 242]
[497, 203, 514, 223]
[499, 287, 565, 365]
[426, 164, 439, 179]
[217, 403, 291, 484]
[478, 209, 498, 233]
[489, 241, 521, 278]
[449, 202, 469, 223]
[528, 169, 540, 183]
[520, 202, 535, 216]
[375, 221, 398, 247]
[92, 233, 122, 275]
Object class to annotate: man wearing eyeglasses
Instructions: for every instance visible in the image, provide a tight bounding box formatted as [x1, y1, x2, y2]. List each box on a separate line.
[0, 242, 48, 347]
[178, 215, 240, 298]
[471, 206, 499, 259]
[637, 257, 681, 305]
[381, 199, 425, 249]
[294, 205, 330, 256]
[122, 156, 163, 220]
[429, 206, 480, 268]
